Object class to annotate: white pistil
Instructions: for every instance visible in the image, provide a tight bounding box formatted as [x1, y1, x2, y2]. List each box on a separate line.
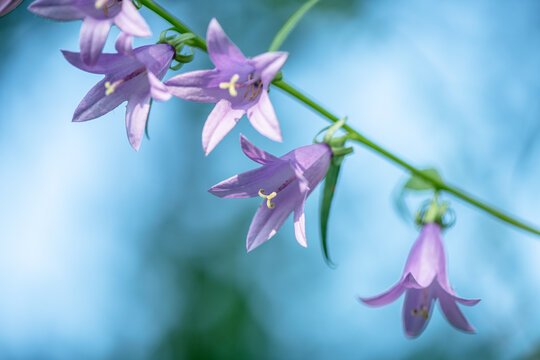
[219, 74, 240, 97]
[258, 189, 277, 209]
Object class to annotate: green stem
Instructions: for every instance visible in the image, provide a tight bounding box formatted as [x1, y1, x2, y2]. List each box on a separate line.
[272, 80, 540, 236]
[140, 0, 540, 237]
[139, 0, 207, 52]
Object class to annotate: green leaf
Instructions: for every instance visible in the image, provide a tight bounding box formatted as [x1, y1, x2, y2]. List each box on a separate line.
[320, 161, 342, 267]
[404, 168, 443, 191]
[268, 0, 320, 52]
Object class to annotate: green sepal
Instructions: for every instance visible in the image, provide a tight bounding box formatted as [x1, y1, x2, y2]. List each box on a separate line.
[414, 196, 456, 228]
[132, 0, 142, 9]
[145, 98, 154, 140]
[320, 160, 342, 267]
[404, 168, 443, 191]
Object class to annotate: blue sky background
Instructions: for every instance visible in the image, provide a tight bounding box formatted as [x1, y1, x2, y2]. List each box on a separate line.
[1, 0, 540, 358]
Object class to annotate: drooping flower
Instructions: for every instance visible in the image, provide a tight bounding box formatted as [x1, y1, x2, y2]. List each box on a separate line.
[360, 221, 480, 338]
[63, 35, 174, 150]
[0, 0, 23, 16]
[28, 0, 151, 65]
[165, 19, 288, 155]
[209, 135, 331, 251]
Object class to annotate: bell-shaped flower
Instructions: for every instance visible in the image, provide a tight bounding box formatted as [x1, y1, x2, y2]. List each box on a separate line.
[29, 0, 151, 65]
[360, 222, 480, 338]
[209, 135, 331, 251]
[0, 0, 23, 16]
[165, 19, 288, 155]
[63, 35, 174, 150]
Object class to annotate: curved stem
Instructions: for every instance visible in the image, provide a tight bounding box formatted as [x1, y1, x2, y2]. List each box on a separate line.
[139, 0, 207, 51]
[139, 0, 540, 237]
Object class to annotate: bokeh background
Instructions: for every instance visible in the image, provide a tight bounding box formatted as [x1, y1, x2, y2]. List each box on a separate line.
[1, 0, 540, 358]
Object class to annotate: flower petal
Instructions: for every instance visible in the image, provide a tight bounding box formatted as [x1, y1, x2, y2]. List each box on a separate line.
[165, 69, 223, 103]
[80, 17, 113, 65]
[438, 290, 476, 333]
[360, 279, 407, 307]
[246, 90, 282, 142]
[402, 285, 436, 338]
[246, 178, 303, 252]
[62, 50, 134, 74]
[115, 0, 151, 37]
[1, 0, 23, 16]
[115, 32, 133, 55]
[134, 44, 174, 78]
[27, 0, 84, 20]
[293, 193, 308, 247]
[239, 134, 279, 165]
[125, 93, 151, 151]
[148, 72, 171, 101]
[251, 51, 288, 86]
[208, 161, 292, 199]
[202, 99, 245, 155]
[72, 78, 129, 122]
[207, 18, 247, 68]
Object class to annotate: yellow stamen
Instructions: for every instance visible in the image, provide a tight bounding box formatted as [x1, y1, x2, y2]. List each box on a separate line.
[411, 306, 429, 319]
[95, 0, 107, 8]
[219, 74, 240, 97]
[104, 81, 121, 96]
[258, 189, 277, 209]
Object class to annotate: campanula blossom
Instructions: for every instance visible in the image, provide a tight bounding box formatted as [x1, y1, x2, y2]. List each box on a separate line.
[360, 221, 480, 338]
[29, 0, 151, 65]
[209, 135, 331, 251]
[0, 0, 23, 16]
[63, 35, 174, 150]
[165, 19, 288, 155]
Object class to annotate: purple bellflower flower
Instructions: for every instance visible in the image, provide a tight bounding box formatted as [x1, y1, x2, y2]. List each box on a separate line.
[29, 0, 151, 65]
[360, 222, 480, 338]
[63, 35, 174, 150]
[165, 19, 288, 155]
[209, 135, 331, 252]
[0, 0, 23, 16]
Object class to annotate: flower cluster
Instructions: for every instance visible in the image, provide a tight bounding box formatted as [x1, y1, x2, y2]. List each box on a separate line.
[27, 1, 481, 339]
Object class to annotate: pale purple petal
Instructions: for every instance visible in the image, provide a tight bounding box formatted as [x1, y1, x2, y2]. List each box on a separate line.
[62, 50, 135, 74]
[148, 72, 171, 101]
[251, 52, 288, 86]
[293, 194, 308, 247]
[208, 161, 292, 199]
[28, 0, 84, 20]
[239, 134, 279, 165]
[284, 143, 332, 190]
[202, 99, 245, 155]
[114, 0, 151, 37]
[438, 290, 476, 333]
[80, 17, 113, 65]
[246, 179, 303, 252]
[115, 32, 133, 55]
[125, 93, 151, 151]
[165, 69, 225, 103]
[134, 44, 174, 78]
[402, 285, 436, 338]
[361, 282, 406, 307]
[403, 222, 445, 288]
[247, 90, 282, 142]
[1, 0, 23, 16]
[72, 78, 129, 122]
[207, 18, 247, 68]
[453, 296, 481, 306]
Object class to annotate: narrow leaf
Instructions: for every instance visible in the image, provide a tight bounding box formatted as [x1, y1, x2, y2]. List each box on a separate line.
[404, 168, 442, 191]
[320, 161, 341, 267]
[269, 0, 320, 52]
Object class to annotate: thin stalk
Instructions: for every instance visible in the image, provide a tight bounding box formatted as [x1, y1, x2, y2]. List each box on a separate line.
[140, 0, 540, 237]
